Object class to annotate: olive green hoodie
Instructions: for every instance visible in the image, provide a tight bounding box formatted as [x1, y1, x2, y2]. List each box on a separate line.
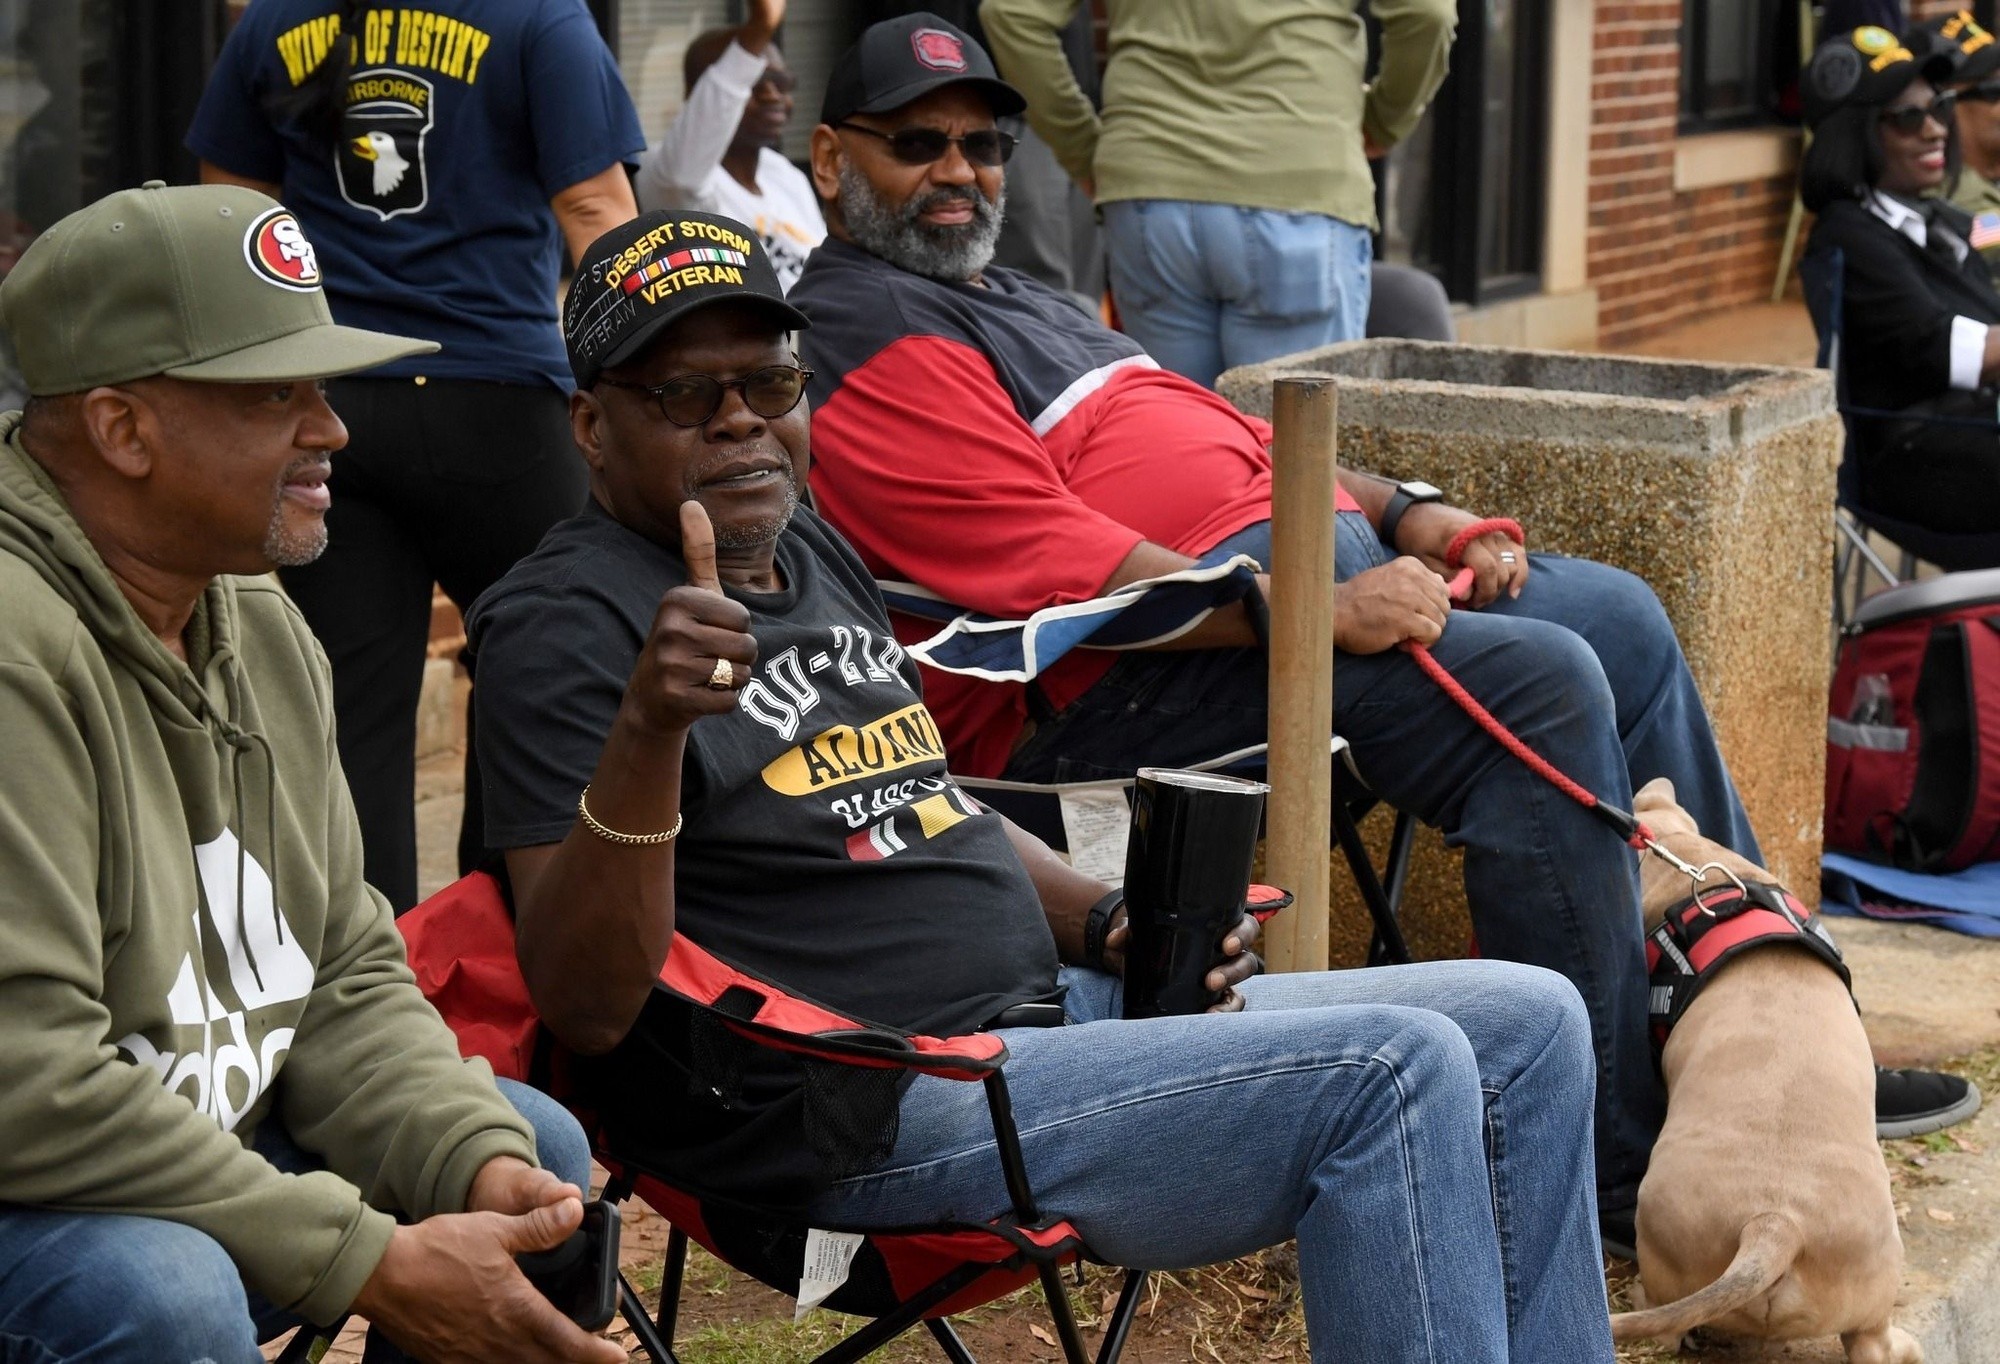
[0, 414, 536, 1323]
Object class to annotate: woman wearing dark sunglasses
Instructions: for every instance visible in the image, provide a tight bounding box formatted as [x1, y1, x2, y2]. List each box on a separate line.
[1800, 27, 2000, 540]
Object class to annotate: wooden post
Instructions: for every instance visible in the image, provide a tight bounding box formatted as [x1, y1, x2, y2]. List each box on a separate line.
[1264, 378, 1337, 974]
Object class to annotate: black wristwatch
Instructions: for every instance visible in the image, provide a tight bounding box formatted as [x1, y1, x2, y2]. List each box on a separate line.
[1081, 889, 1126, 971]
[1377, 480, 1445, 551]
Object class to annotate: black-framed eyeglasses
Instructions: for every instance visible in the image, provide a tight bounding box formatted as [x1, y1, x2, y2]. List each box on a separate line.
[834, 121, 1017, 167]
[597, 364, 813, 427]
[1962, 79, 2000, 104]
[1880, 92, 1958, 134]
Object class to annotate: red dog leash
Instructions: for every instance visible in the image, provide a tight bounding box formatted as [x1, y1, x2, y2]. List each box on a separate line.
[1393, 519, 1718, 882]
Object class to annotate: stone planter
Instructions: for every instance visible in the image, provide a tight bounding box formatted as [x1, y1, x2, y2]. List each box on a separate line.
[1219, 340, 1841, 965]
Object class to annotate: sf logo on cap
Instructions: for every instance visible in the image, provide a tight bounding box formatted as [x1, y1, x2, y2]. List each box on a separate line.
[909, 27, 967, 72]
[243, 207, 322, 293]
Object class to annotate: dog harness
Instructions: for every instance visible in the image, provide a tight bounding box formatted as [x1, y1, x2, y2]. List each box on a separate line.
[1645, 879, 1852, 1050]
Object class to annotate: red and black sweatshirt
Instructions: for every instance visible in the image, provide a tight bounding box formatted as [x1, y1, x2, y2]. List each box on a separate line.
[792, 236, 1358, 777]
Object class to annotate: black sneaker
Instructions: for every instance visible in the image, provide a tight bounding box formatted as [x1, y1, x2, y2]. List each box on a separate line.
[1876, 1066, 1983, 1139]
[1599, 1202, 1637, 1262]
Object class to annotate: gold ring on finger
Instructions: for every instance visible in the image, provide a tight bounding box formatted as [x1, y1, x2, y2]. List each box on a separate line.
[706, 657, 735, 690]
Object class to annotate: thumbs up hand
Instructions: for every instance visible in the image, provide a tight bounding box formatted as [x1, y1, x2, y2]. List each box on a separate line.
[623, 500, 760, 736]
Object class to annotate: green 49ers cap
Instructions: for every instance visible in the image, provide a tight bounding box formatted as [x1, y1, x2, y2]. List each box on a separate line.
[0, 180, 436, 397]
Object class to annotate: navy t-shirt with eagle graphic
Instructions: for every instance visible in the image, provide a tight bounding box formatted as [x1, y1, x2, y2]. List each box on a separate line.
[465, 499, 1061, 1038]
[186, 0, 644, 389]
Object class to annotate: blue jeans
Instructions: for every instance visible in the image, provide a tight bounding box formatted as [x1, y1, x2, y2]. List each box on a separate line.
[0, 1079, 590, 1364]
[810, 961, 1613, 1364]
[1004, 516, 1761, 1216]
[1101, 199, 1374, 389]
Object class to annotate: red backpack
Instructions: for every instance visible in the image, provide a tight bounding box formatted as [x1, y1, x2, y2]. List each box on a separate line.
[1826, 569, 2000, 871]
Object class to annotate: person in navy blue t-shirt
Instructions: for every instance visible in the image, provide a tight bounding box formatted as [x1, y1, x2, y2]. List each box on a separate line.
[187, 0, 645, 911]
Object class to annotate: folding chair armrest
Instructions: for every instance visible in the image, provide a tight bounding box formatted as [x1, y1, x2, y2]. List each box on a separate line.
[1246, 883, 1293, 922]
[713, 1010, 1009, 1082]
[664, 930, 1007, 1081]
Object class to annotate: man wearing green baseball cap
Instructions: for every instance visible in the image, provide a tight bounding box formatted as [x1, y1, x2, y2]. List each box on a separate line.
[0, 182, 623, 1364]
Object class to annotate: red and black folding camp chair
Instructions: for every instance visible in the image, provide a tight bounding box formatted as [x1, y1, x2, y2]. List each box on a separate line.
[397, 871, 1300, 1364]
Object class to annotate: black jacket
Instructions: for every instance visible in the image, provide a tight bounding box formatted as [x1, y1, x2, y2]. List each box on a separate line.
[1805, 196, 2000, 416]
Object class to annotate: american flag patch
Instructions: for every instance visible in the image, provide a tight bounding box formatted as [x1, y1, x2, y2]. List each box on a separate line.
[1970, 211, 2000, 250]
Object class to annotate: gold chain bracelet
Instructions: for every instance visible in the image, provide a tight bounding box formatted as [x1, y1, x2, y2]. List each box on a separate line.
[577, 785, 683, 846]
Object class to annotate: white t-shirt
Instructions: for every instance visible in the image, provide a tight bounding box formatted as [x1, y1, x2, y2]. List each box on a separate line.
[632, 40, 827, 291]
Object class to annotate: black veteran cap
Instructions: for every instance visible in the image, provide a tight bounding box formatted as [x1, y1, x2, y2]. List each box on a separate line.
[0, 181, 433, 396]
[1912, 10, 2000, 86]
[563, 210, 809, 390]
[820, 11, 1026, 125]
[1803, 25, 1956, 127]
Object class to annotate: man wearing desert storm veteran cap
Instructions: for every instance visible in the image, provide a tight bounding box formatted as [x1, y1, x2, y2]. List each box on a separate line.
[468, 206, 1616, 1364]
[0, 182, 622, 1364]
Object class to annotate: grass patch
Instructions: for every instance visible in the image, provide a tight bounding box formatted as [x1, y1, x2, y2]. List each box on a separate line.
[671, 1316, 936, 1364]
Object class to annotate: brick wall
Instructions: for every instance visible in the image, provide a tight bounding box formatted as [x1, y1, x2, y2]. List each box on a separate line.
[1586, 0, 1797, 348]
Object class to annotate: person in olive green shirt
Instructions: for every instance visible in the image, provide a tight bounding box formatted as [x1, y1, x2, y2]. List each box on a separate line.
[1927, 11, 2000, 267]
[0, 183, 622, 1364]
[981, 0, 1455, 387]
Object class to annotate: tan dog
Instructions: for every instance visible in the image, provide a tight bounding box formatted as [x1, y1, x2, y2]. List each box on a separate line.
[1609, 778, 1917, 1364]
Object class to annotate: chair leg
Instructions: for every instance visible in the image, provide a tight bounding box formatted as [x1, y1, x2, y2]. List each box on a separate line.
[1331, 801, 1412, 966]
[657, 1228, 688, 1342]
[1381, 809, 1416, 911]
[1036, 1261, 1094, 1364]
[621, 1272, 679, 1364]
[1772, 189, 1807, 302]
[811, 1261, 992, 1364]
[926, 1317, 979, 1364]
[1095, 1270, 1148, 1364]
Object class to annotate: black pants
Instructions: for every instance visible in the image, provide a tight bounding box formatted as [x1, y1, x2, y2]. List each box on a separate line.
[1861, 393, 2000, 534]
[281, 377, 584, 911]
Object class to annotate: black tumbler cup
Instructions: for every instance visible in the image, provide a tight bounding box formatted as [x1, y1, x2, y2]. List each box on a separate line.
[1119, 768, 1270, 1019]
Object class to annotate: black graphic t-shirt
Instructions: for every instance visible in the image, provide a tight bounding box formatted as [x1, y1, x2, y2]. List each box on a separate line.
[467, 500, 1061, 1038]
[186, 0, 644, 389]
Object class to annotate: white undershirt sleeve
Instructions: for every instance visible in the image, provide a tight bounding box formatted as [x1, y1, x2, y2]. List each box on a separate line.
[632, 40, 768, 214]
[1950, 314, 1989, 392]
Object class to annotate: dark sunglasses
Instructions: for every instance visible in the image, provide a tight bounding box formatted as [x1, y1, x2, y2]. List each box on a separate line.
[1879, 92, 1958, 134]
[598, 364, 812, 427]
[1961, 80, 2000, 104]
[834, 121, 1017, 167]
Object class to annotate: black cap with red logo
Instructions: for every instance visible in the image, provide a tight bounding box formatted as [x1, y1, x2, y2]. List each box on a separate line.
[820, 11, 1027, 126]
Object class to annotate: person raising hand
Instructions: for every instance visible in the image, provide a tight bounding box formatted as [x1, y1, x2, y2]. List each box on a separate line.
[635, 0, 827, 290]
